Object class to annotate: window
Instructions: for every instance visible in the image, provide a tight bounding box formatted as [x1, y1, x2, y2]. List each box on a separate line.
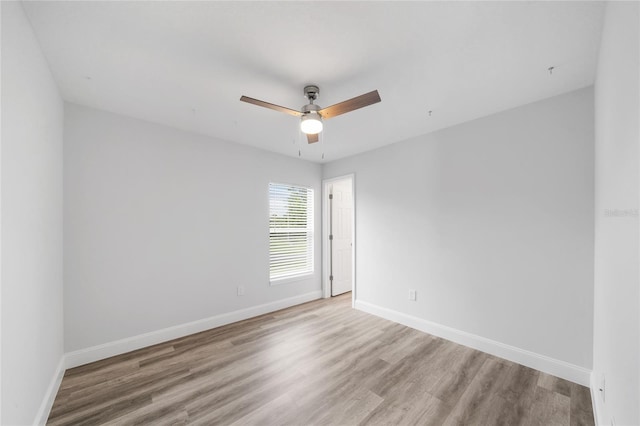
[269, 183, 314, 283]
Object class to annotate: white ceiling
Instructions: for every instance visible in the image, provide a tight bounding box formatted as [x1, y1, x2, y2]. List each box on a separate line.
[22, 1, 605, 163]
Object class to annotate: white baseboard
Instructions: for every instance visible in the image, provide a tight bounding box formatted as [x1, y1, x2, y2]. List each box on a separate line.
[34, 356, 65, 425]
[355, 300, 591, 387]
[66, 291, 322, 369]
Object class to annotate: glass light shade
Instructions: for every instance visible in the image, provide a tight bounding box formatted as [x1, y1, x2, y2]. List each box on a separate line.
[300, 114, 323, 134]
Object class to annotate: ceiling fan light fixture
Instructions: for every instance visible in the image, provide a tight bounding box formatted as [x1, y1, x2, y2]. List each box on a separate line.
[300, 113, 323, 134]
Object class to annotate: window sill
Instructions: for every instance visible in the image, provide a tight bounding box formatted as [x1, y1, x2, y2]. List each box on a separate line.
[270, 273, 313, 286]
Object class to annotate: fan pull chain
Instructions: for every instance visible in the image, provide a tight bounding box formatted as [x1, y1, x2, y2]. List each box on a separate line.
[321, 125, 327, 161]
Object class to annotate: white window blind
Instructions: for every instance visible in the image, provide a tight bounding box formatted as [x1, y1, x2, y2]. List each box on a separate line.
[269, 183, 314, 282]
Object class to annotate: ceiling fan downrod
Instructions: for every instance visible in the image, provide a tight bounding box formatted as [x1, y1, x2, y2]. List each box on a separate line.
[303, 85, 319, 103]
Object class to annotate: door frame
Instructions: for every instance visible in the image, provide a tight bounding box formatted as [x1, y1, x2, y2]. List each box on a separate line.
[322, 174, 356, 307]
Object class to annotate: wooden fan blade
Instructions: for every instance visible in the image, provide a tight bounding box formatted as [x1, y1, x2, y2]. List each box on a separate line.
[318, 90, 381, 119]
[307, 133, 319, 144]
[240, 96, 302, 117]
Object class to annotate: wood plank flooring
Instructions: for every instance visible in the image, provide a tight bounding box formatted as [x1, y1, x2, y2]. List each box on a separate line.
[48, 294, 594, 425]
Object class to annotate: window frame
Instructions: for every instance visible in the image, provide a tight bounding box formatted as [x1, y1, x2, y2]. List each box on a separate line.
[268, 182, 314, 285]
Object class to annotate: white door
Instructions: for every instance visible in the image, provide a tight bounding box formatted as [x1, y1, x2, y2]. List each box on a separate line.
[330, 179, 353, 296]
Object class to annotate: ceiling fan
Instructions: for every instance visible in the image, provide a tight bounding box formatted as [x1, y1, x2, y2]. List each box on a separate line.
[240, 85, 381, 144]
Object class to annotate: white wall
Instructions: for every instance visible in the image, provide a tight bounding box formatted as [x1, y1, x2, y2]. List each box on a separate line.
[64, 103, 322, 353]
[1, 2, 65, 425]
[592, 2, 639, 425]
[324, 88, 595, 375]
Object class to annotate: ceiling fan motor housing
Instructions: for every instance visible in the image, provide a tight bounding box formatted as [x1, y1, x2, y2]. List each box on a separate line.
[302, 103, 320, 114]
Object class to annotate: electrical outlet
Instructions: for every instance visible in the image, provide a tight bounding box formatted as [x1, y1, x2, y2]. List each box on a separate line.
[237, 285, 245, 296]
[409, 290, 417, 301]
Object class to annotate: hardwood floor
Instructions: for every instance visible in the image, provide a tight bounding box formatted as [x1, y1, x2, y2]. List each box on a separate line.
[48, 294, 594, 425]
